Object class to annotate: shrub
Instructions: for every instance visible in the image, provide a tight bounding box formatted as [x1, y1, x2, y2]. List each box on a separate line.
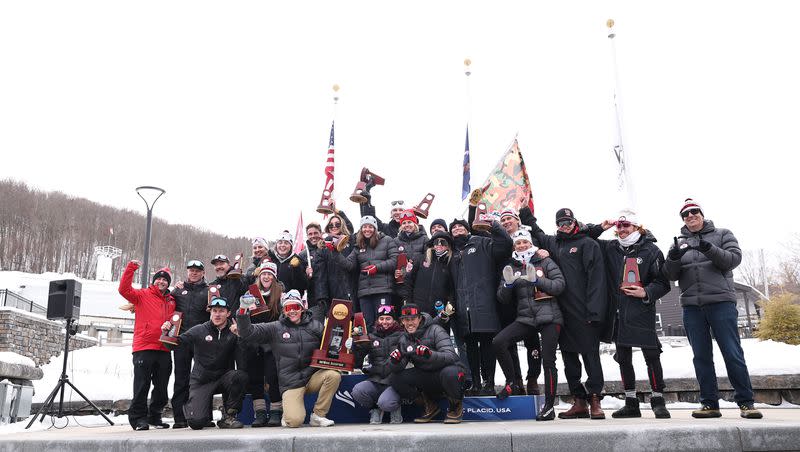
[755, 294, 800, 345]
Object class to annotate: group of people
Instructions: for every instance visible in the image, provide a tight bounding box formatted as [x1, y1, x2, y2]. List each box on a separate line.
[118, 184, 764, 431]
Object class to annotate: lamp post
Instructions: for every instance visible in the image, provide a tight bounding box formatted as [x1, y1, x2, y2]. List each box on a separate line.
[135, 186, 165, 288]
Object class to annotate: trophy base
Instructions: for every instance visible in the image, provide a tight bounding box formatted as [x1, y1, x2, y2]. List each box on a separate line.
[534, 295, 554, 302]
[412, 208, 428, 219]
[159, 336, 179, 346]
[620, 283, 644, 290]
[471, 222, 492, 232]
[227, 271, 243, 280]
[250, 306, 272, 317]
[317, 206, 335, 215]
[350, 194, 367, 204]
[310, 354, 354, 372]
[353, 337, 372, 344]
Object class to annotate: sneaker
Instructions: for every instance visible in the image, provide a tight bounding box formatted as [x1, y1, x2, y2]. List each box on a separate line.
[369, 408, 383, 425]
[147, 417, 170, 429]
[739, 403, 763, 419]
[217, 409, 244, 429]
[692, 405, 722, 418]
[251, 410, 269, 428]
[281, 418, 289, 427]
[133, 419, 149, 431]
[267, 409, 283, 427]
[496, 383, 513, 400]
[389, 408, 403, 424]
[536, 404, 555, 421]
[310, 413, 335, 427]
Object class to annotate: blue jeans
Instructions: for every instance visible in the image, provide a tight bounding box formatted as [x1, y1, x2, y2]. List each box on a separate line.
[683, 302, 754, 407]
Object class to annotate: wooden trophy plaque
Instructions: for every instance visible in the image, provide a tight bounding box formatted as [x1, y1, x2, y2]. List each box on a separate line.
[159, 311, 183, 346]
[532, 266, 554, 301]
[620, 257, 643, 289]
[207, 285, 222, 308]
[227, 253, 244, 279]
[412, 193, 435, 219]
[317, 186, 335, 214]
[395, 251, 408, 284]
[471, 202, 492, 232]
[351, 312, 371, 344]
[247, 284, 271, 317]
[311, 298, 355, 371]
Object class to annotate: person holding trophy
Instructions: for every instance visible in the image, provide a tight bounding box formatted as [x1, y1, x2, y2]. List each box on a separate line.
[236, 290, 341, 428]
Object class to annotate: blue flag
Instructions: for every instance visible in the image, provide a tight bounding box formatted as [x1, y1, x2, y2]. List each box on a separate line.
[461, 126, 470, 200]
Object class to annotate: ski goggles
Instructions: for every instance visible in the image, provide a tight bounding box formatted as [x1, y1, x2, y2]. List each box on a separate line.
[400, 305, 421, 318]
[186, 259, 204, 269]
[615, 221, 634, 229]
[556, 219, 574, 228]
[209, 298, 229, 309]
[377, 305, 394, 316]
[210, 254, 229, 264]
[283, 303, 303, 313]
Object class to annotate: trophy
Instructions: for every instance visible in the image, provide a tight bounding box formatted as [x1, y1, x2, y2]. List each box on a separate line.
[159, 311, 183, 346]
[620, 257, 643, 289]
[395, 251, 408, 284]
[349, 167, 385, 204]
[412, 193, 435, 219]
[227, 253, 244, 279]
[310, 298, 356, 371]
[532, 266, 554, 301]
[207, 284, 222, 307]
[351, 312, 371, 344]
[246, 284, 272, 317]
[317, 186, 335, 214]
[471, 202, 493, 232]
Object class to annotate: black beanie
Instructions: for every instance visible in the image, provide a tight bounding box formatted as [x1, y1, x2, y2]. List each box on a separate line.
[449, 218, 471, 234]
[152, 267, 172, 286]
[429, 218, 448, 233]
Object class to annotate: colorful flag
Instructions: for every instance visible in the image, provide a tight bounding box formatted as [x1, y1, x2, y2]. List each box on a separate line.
[461, 126, 470, 200]
[324, 121, 335, 200]
[293, 212, 305, 255]
[477, 138, 535, 214]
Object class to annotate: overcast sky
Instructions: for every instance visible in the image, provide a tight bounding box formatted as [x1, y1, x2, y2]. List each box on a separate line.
[2, 1, 798, 264]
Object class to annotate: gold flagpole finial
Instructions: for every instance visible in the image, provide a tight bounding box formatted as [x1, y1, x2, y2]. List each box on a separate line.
[606, 19, 616, 39]
[464, 58, 472, 76]
[332, 84, 340, 103]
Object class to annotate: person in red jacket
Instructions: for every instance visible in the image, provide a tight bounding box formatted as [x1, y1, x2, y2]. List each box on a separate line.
[118, 260, 176, 431]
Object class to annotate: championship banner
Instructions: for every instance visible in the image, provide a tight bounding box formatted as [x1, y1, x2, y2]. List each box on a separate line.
[478, 138, 535, 214]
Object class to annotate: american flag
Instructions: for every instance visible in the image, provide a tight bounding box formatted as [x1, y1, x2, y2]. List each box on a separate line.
[461, 126, 470, 200]
[324, 121, 335, 201]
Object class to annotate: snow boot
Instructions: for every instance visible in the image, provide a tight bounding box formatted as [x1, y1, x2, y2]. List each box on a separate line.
[251, 409, 269, 427]
[612, 397, 641, 418]
[650, 396, 671, 419]
[558, 396, 589, 419]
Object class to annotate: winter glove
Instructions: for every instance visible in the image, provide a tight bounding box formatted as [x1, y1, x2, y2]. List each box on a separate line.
[468, 188, 483, 206]
[697, 239, 712, 253]
[362, 265, 377, 276]
[522, 265, 538, 284]
[362, 362, 373, 375]
[390, 349, 404, 363]
[290, 256, 300, 267]
[502, 265, 520, 287]
[324, 241, 335, 251]
[239, 293, 257, 310]
[667, 237, 690, 260]
[415, 345, 432, 357]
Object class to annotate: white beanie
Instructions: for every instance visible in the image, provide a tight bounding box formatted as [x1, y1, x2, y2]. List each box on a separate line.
[276, 230, 294, 245]
[511, 229, 533, 244]
[360, 215, 378, 229]
[617, 208, 640, 226]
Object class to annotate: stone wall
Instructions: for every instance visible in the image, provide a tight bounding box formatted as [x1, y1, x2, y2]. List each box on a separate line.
[0, 308, 97, 366]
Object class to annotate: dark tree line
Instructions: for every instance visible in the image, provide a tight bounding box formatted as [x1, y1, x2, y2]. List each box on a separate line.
[0, 179, 251, 281]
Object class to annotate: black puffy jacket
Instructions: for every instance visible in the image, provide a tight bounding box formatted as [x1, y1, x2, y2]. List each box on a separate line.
[497, 254, 565, 328]
[353, 323, 404, 385]
[177, 320, 238, 384]
[208, 271, 249, 313]
[171, 280, 210, 334]
[268, 249, 309, 294]
[236, 310, 325, 394]
[396, 229, 429, 264]
[388, 313, 459, 373]
[401, 253, 454, 316]
[335, 233, 399, 297]
[663, 220, 741, 307]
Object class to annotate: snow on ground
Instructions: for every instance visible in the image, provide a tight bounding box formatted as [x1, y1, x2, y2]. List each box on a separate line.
[0, 351, 36, 367]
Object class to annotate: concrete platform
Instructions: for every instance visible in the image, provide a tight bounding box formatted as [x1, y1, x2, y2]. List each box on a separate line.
[2, 409, 799, 452]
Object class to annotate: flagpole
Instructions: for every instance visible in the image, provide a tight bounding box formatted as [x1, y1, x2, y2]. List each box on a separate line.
[331, 84, 339, 204]
[607, 19, 637, 210]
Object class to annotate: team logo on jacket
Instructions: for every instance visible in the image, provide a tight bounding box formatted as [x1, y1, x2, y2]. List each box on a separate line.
[282, 332, 291, 339]
[406, 345, 414, 353]
[204, 335, 213, 342]
[373, 340, 380, 347]
[398, 246, 405, 252]
[360, 249, 366, 253]
[636, 257, 643, 264]
[467, 247, 476, 255]
[569, 247, 578, 253]
[536, 269, 544, 278]
[181, 290, 188, 295]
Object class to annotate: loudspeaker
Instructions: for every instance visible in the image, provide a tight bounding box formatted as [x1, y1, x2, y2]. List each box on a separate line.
[47, 279, 82, 320]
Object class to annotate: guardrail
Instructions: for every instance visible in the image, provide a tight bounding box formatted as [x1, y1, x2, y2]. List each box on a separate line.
[0, 289, 47, 315]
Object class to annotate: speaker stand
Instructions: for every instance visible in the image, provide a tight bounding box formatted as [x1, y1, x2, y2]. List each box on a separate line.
[26, 318, 114, 429]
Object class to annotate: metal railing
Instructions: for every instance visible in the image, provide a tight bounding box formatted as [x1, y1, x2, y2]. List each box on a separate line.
[0, 289, 47, 316]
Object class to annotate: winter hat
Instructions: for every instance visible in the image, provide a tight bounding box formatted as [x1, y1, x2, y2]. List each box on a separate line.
[186, 259, 204, 270]
[152, 267, 172, 286]
[427, 231, 454, 249]
[449, 218, 471, 233]
[500, 209, 520, 221]
[376, 304, 397, 320]
[360, 215, 378, 230]
[399, 303, 422, 319]
[555, 208, 577, 224]
[255, 261, 278, 278]
[252, 237, 268, 248]
[616, 208, 640, 226]
[210, 254, 229, 264]
[399, 209, 419, 225]
[276, 230, 294, 246]
[429, 218, 448, 233]
[511, 229, 533, 244]
[679, 198, 703, 217]
[281, 289, 305, 309]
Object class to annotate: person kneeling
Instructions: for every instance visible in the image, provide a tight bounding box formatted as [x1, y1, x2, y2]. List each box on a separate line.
[389, 304, 465, 424]
[162, 297, 248, 430]
[236, 290, 341, 428]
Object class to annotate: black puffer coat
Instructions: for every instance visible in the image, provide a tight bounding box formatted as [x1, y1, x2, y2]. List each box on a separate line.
[530, 221, 609, 352]
[268, 249, 309, 294]
[208, 271, 249, 313]
[177, 320, 238, 384]
[236, 310, 324, 394]
[353, 323, 404, 385]
[663, 220, 741, 307]
[587, 225, 671, 348]
[395, 229, 429, 264]
[335, 233, 399, 297]
[388, 313, 459, 373]
[449, 222, 513, 335]
[497, 254, 565, 328]
[401, 253, 454, 316]
[171, 280, 210, 334]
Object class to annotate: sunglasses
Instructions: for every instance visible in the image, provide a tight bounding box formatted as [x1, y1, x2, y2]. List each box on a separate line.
[187, 259, 204, 268]
[557, 219, 574, 228]
[681, 208, 701, 219]
[390, 200, 405, 207]
[209, 298, 228, 308]
[283, 303, 303, 313]
[615, 221, 634, 229]
[377, 305, 394, 315]
[433, 239, 449, 247]
[329, 221, 342, 227]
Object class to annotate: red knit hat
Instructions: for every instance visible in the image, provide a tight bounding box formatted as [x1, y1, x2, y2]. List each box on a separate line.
[399, 209, 418, 225]
[152, 267, 172, 286]
[679, 198, 703, 216]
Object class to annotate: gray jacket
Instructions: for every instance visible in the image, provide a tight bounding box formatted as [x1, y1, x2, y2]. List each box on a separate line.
[497, 255, 565, 328]
[335, 233, 399, 297]
[663, 220, 741, 307]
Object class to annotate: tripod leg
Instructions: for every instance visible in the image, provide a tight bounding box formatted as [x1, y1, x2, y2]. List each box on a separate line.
[25, 380, 64, 429]
[64, 380, 115, 426]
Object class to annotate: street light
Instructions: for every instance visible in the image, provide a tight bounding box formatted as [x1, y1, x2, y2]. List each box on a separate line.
[135, 186, 165, 288]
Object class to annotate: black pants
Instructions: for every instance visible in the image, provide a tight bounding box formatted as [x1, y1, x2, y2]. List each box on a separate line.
[493, 321, 559, 384]
[171, 346, 192, 422]
[393, 365, 464, 401]
[524, 334, 542, 381]
[615, 345, 665, 392]
[185, 370, 249, 428]
[239, 346, 267, 405]
[130, 350, 172, 427]
[263, 350, 281, 404]
[464, 332, 496, 386]
[562, 347, 604, 397]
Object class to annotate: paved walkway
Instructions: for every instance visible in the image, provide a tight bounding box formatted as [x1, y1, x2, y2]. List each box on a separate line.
[3, 409, 799, 452]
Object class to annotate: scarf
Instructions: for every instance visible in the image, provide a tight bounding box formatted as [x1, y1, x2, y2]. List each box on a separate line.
[512, 246, 538, 265]
[618, 231, 641, 248]
[453, 235, 469, 250]
[435, 249, 449, 258]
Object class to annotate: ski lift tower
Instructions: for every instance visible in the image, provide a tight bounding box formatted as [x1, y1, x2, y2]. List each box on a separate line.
[94, 245, 123, 281]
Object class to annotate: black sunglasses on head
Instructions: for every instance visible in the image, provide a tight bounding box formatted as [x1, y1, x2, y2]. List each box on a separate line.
[681, 208, 701, 219]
